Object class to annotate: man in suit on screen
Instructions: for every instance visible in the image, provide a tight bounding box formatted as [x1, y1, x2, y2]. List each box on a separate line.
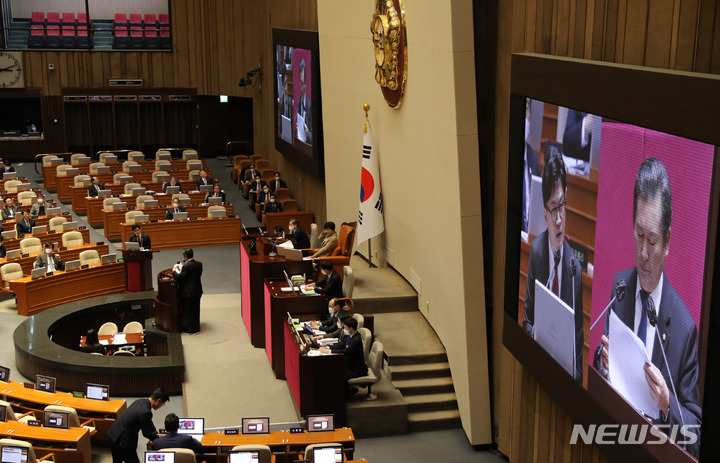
[524, 147, 584, 384]
[593, 157, 701, 457]
[295, 57, 312, 144]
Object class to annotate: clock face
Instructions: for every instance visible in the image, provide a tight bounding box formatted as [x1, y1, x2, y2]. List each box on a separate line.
[0, 52, 25, 89]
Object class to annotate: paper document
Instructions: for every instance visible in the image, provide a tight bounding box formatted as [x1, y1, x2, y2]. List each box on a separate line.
[280, 286, 299, 293]
[278, 240, 294, 249]
[113, 333, 127, 344]
[296, 114, 307, 142]
[608, 310, 658, 419]
[534, 280, 575, 376]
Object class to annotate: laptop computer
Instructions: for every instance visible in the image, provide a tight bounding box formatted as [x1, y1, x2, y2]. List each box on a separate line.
[1, 230, 16, 240]
[0, 365, 9, 382]
[43, 410, 69, 429]
[13, 212, 21, 221]
[117, 175, 133, 184]
[306, 414, 335, 432]
[104, 155, 118, 163]
[5, 249, 20, 260]
[16, 183, 31, 192]
[1, 444, 29, 463]
[112, 202, 127, 211]
[101, 253, 117, 264]
[31, 268, 46, 279]
[45, 207, 61, 217]
[173, 212, 188, 221]
[124, 242, 140, 251]
[98, 189, 111, 198]
[178, 197, 191, 206]
[65, 167, 79, 175]
[127, 164, 141, 173]
[207, 196, 222, 205]
[177, 418, 204, 442]
[165, 186, 180, 195]
[209, 209, 226, 218]
[143, 200, 159, 208]
[155, 174, 170, 183]
[241, 417, 269, 435]
[31, 225, 47, 235]
[132, 187, 146, 196]
[199, 185, 213, 193]
[187, 161, 202, 170]
[86, 383, 109, 401]
[144, 452, 175, 463]
[1, 172, 17, 180]
[64, 260, 80, 271]
[62, 221, 78, 231]
[96, 166, 110, 173]
[76, 157, 91, 165]
[312, 446, 344, 463]
[133, 214, 150, 223]
[157, 153, 172, 161]
[36, 374, 56, 393]
[229, 451, 260, 463]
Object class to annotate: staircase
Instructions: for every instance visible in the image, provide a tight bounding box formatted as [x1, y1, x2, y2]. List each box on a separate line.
[388, 352, 462, 432]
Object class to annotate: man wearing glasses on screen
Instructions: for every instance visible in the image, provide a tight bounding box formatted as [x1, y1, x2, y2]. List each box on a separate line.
[593, 157, 701, 457]
[524, 147, 584, 384]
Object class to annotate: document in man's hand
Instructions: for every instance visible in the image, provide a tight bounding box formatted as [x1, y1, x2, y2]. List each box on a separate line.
[534, 280, 575, 377]
[608, 311, 658, 419]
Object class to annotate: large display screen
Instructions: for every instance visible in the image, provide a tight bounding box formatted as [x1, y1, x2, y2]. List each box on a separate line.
[505, 85, 719, 461]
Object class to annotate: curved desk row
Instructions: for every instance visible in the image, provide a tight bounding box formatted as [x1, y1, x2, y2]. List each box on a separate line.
[103, 204, 232, 240]
[83, 190, 207, 223]
[119, 216, 242, 250]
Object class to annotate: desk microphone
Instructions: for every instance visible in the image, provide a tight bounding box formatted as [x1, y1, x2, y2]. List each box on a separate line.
[646, 297, 686, 439]
[545, 246, 562, 288]
[589, 280, 627, 331]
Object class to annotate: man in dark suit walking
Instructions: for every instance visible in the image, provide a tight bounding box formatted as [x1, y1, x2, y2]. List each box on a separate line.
[173, 248, 203, 334]
[593, 157, 701, 457]
[152, 413, 203, 454]
[108, 388, 169, 463]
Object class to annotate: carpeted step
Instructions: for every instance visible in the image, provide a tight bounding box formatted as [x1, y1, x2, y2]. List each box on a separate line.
[386, 352, 448, 366]
[389, 362, 450, 381]
[393, 376, 454, 396]
[407, 409, 462, 432]
[404, 392, 458, 413]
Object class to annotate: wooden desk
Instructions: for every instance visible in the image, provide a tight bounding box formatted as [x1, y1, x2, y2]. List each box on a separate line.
[0, 419, 91, 463]
[2, 214, 52, 232]
[80, 332, 145, 355]
[0, 188, 42, 204]
[3, 228, 91, 253]
[0, 379, 126, 443]
[0, 243, 109, 274]
[240, 239, 313, 348]
[86, 191, 211, 226]
[103, 204, 229, 240]
[8, 261, 127, 316]
[265, 212, 314, 240]
[284, 318, 346, 427]
[264, 279, 325, 379]
[70, 181, 164, 214]
[119, 217, 242, 250]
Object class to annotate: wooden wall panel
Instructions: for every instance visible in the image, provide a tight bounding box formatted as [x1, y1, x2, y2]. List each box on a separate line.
[493, 0, 720, 461]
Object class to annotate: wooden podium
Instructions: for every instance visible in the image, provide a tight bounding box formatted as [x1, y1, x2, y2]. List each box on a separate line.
[154, 269, 181, 332]
[123, 249, 154, 291]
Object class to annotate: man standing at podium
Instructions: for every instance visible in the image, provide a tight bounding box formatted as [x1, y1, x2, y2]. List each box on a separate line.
[130, 224, 151, 250]
[173, 248, 203, 335]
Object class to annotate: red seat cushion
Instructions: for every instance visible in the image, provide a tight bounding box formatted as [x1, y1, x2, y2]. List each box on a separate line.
[47, 12, 61, 24]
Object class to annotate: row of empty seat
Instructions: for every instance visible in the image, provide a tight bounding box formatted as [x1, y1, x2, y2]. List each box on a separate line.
[114, 13, 170, 49]
[29, 12, 90, 48]
[98, 321, 142, 335]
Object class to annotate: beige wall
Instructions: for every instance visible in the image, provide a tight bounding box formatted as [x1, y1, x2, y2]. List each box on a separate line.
[317, 0, 491, 444]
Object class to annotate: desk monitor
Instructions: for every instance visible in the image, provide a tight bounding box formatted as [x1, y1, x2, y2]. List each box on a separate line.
[65, 167, 79, 175]
[187, 160, 202, 170]
[0, 365, 9, 382]
[130, 153, 145, 162]
[36, 374, 56, 393]
[312, 446, 343, 463]
[280, 115, 292, 143]
[157, 153, 171, 161]
[86, 383, 109, 401]
[1, 172, 17, 180]
[62, 221, 78, 231]
[173, 212, 188, 221]
[76, 157, 91, 165]
[143, 200, 159, 209]
[125, 242, 140, 251]
[241, 417, 269, 435]
[50, 158, 63, 166]
[0, 404, 6, 423]
[16, 183, 31, 192]
[178, 197, 191, 206]
[133, 214, 150, 224]
[1, 231, 15, 240]
[144, 452, 174, 463]
[207, 196, 222, 205]
[5, 249, 20, 260]
[228, 451, 260, 463]
[112, 202, 127, 211]
[98, 189, 111, 198]
[209, 209, 226, 219]
[31, 225, 47, 235]
[30, 268, 45, 280]
[132, 187, 146, 196]
[1, 444, 29, 463]
[165, 186, 180, 195]
[45, 207, 61, 217]
[184, 153, 198, 160]
[278, 247, 303, 261]
[101, 253, 117, 264]
[104, 155, 118, 163]
[43, 410, 69, 429]
[306, 414, 335, 432]
[13, 212, 21, 221]
[177, 417, 204, 441]
[96, 166, 110, 173]
[118, 176, 133, 184]
[64, 259, 80, 271]
[155, 174, 170, 183]
[199, 185, 213, 193]
[127, 164, 141, 173]
[81, 178, 92, 187]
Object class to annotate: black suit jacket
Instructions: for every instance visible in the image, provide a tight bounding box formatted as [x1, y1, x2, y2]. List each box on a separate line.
[524, 230, 584, 383]
[196, 177, 214, 190]
[153, 432, 203, 454]
[264, 201, 283, 213]
[165, 206, 187, 220]
[315, 270, 343, 301]
[593, 268, 701, 457]
[108, 398, 158, 450]
[0, 166, 15, 179]
[130, 233, 152, 249]
[163, 182, 183, 193]
[330, 332, 367, 378]
[205, 191, 226, 203]
[16, 218, 35, 235]
[291, 227, 310, 249]
[563, 109, 591, 162]
[88, 183, 103, 197]
[270, 179, 287, 192]
[257, 190, 271, 205]
[248, 180, 266, 192]
[174, 259, 203, 298]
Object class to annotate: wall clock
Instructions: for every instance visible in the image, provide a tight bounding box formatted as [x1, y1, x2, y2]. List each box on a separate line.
[0, 51, 25, 89]
[371, 0, 407, 108]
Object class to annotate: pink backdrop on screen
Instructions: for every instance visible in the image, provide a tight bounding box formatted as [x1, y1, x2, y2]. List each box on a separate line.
[588, 123, 713, 362]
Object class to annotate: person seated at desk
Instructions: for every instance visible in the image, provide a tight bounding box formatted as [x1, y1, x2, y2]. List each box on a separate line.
[310, 298, 343, 333]
[243, 164, 260, 184]
[247, 174, 266, 197]
[195, 169, 214, 190]
[1, 197, 18, 220]
[165, 199, 186, 220]
[88, 176, 104, 197]
[288, 219, 310, 249]
[319, 317, 367, 382]
[313, 313, 350, 343]
[30, 194, 46, 218]
[130, 224, 151, 250]
[310, 222, 338, 259]
[0, 159, 15, 179]
[82, 329, 106, 355]
[269, 172, 287, 192]
[16, 209, 35, 236]
[153, 413, 204, 454]
[264, 195, 283, 213]
[306, 261, 343, 301]
[34, 243, 64, 273]
[205, 184, 226, 204]
[163, 177, 183, 193]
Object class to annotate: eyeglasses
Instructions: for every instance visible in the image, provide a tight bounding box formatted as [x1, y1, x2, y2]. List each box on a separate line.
[545, 201, 566, 220]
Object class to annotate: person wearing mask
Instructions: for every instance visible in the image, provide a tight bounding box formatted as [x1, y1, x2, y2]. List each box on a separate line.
[173, 248, 203, 335]
[288, 218, 310, 249]
[30, 194, 46, 218]
[34, 243, 64, 273]
[16, 209, 35, 236]
[311, 298, 343, 332]
[248, 174, 267, 208]
[163, 177, 183, 193]
[195, 169, 214, 190]
[243, 164, 260, 184]
[205, 184, 226, 204]
[165, 199, 186, 220]
[313, 313, 350, 343]
[264, 194, 283, 213]
[129, 224, 151, 250]
[0, 160, 15, 179]
[1, 197, 18, 220]
[311, 222, 338, 258]
[270, 172, 287, 192]
[81, 329, 106, 355]
[152, 413, 203, 454]
[319, 318, 367, 382]
[108, 388, 169, 463]
[88, 176, 104, 197]
[307, 261, 343, 301]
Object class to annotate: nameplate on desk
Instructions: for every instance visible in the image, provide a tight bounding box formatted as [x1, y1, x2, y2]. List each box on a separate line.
[59, 247, 67, 251]
[72, 391, 84, 398]
[48, 230, 56, 234]
[79, 226, 87, 230]
[23, 382, 34, 388]
[27, 420, 40, 427]
[128, 207, 135, 210]
[189, 217, 197, 220]
[46, 272, 54, 276]
[62, 212, 71, 216]
[290, 427, 304, 434]
[95, 241, 104, 246]
[81, 264, 89, 269]
[192, 203, 199, 206]
[21, 253, 28, 258]
[223, 429, 239, 435]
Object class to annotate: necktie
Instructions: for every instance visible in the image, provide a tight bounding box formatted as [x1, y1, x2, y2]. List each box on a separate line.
[638, 290, 650, 345]
[47, 257, 54, 273]
[552, 262, 559, 296]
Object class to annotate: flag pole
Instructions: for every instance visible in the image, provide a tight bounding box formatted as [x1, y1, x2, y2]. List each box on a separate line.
[363, 103, 374, 268]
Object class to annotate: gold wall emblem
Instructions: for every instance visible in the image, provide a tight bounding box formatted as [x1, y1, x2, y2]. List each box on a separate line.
[371, 0, 407, 108]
